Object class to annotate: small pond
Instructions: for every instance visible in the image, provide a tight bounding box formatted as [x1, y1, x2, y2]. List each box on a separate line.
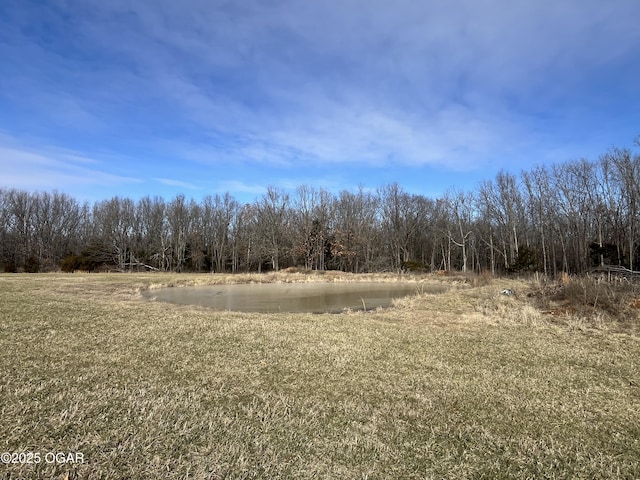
[143, 282, 445, 313]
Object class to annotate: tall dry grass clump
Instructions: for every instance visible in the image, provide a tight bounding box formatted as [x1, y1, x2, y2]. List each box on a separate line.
[526, 273, 640, 331]
[476, 293, 543, 326]
[560, 276, 639, 317]
[465, 270, 494, 287]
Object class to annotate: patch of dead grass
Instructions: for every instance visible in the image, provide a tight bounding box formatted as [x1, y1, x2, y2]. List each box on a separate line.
[1, 273, 639, 479]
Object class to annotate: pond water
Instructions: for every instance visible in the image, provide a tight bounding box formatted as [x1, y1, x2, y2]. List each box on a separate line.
[143, 282, 444, 313]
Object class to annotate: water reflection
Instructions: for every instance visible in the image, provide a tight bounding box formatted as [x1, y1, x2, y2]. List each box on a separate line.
[143, 282, 443, 313]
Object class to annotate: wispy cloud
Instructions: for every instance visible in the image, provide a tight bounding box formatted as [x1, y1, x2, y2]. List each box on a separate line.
[216, 180, 267, 196]
[1, 0, 639, 199]
[84, 0, 637, 167]
[154, 178, 200, 190]
[0, 132, 140, 191]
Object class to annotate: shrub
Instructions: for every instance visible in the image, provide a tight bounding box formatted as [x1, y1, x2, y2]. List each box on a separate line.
[401, 260, 426, 272]
[24, 256, 40, 273]
[560, 277, 639, 319]
[507, 246, 538, 273]
[60, 254, 80, 273]
[282, 266, 313, 274]
[530, 275, 640, 322]
[3, 262, 18, 273]
[466, 270, 494, 287]
[60, 253, 107, 272]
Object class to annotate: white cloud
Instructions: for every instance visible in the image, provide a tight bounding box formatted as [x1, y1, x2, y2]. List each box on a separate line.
[1, 0, 638, 182]
[154, 178, 200, 190]
[110, 0, 637, 168]
[0, 132, 140, 191]
[216, 180, 267, 196]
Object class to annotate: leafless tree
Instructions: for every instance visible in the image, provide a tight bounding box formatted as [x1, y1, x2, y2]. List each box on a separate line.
[291, 186, 333, 270]
[3, 137, 640, 275]
[255, 187, 290, 271]
[166, 194, 193, 272]
[442, 190, 475, 272]
[378, 183, 427, 272]
[201, 193, 238, 272]
[605, 147, 640, 271]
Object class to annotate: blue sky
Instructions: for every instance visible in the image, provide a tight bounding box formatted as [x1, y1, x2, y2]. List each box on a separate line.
[1, 0, 639, 203]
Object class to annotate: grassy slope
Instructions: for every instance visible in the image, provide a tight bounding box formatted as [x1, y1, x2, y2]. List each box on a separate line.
[0, 273, 639, 479]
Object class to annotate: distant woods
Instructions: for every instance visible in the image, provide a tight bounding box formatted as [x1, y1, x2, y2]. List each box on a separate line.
[2, 143, 639, 275]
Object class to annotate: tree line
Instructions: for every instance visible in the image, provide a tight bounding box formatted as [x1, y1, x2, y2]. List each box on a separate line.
[1, 143, 639, 275]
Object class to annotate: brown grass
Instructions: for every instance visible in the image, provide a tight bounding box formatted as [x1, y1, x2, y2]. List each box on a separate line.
[525, 274, 640, 334]
[1, 272, 639, 479]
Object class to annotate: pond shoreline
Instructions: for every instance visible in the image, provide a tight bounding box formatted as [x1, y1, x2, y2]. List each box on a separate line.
[141, 269, 460, 290]
[142, 281, 447, 313]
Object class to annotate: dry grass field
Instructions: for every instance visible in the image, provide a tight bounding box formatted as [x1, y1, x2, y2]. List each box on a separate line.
[1, 272, 639, 479]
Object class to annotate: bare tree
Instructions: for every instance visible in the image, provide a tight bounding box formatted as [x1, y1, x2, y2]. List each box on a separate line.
[378, 183, 426, 272]
[166, 194, 193, 272]
[30, 191, 83, 269]
[522, 167, 553, 275]
[230, 203, 258, 272]
[291, 186, 334, 270]
[443, 190, 475, 272]
[332, 188, 380, 272]
[605, 147, 640, 271]
[201, 193, 238, 272]
[5, 189, 36, 269]
[137, 196, 170, 270]
[3, 138, 640, 276]
[90, 197, 136, 270]
[477, 172, 527, 272]
[255, 187, 290, 271]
